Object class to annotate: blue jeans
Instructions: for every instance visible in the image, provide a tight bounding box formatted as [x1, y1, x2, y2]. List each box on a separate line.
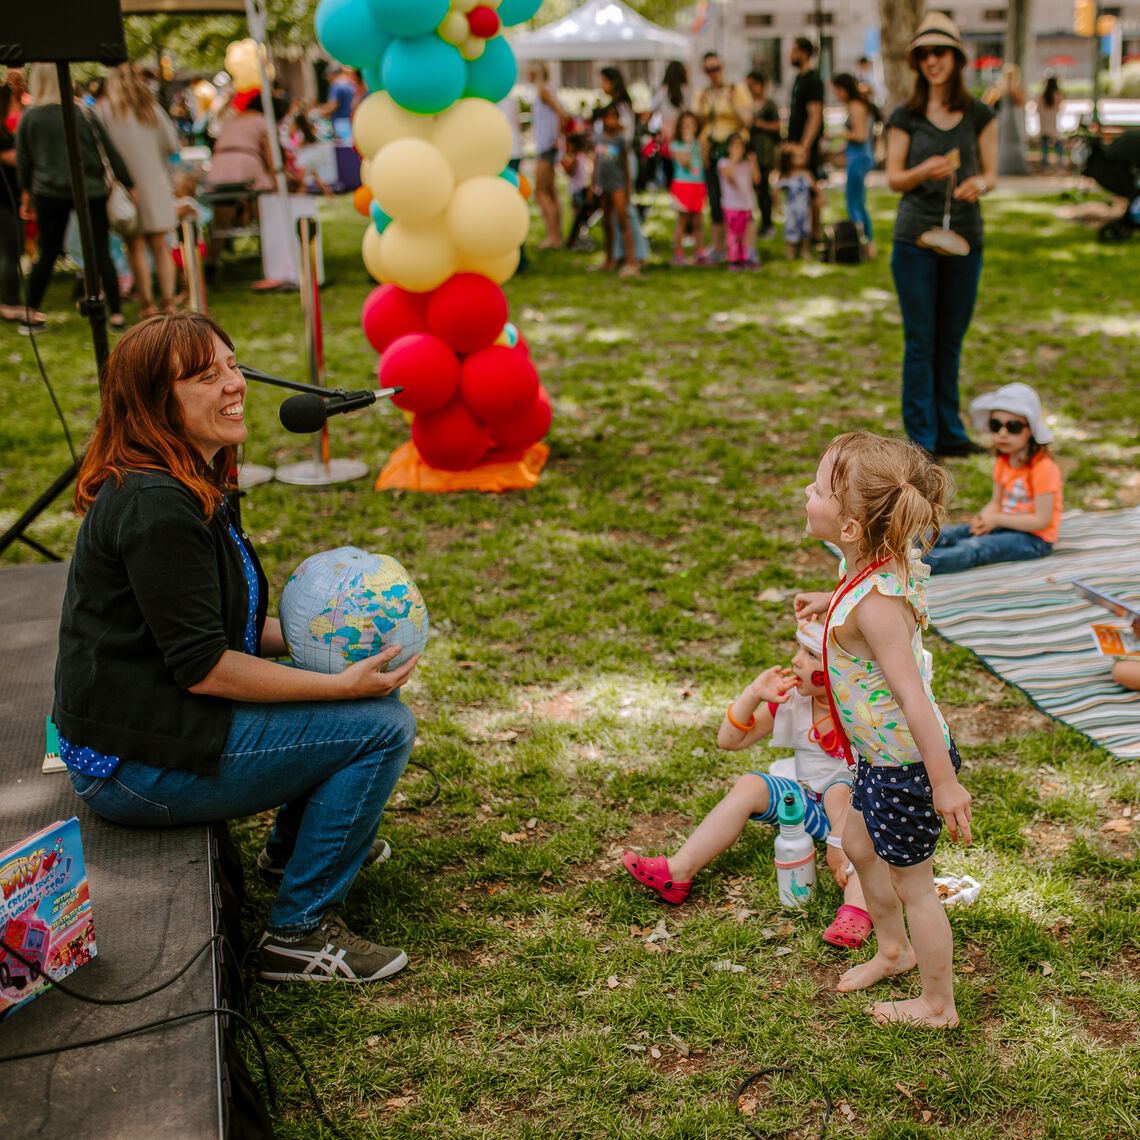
[924, 523, 1052, 575]
[67, 695, 416, 935]
[845, 146, 875, 241]
[891, 240, 984, 453]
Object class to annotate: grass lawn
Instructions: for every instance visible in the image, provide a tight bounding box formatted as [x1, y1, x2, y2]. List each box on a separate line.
[3, 186, 1138, 1139]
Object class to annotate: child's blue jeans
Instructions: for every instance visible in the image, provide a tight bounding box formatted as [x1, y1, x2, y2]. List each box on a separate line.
[924, 523, 1052, 575]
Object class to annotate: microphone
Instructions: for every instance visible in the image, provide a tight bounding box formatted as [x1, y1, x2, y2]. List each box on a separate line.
[279, 387, 403, 433]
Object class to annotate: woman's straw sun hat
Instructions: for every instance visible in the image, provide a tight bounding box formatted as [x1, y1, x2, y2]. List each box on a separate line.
[907, 12, 967, 67]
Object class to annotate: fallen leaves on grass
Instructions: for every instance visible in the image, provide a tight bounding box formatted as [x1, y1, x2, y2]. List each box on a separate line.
[1101, 818, 1133, 834]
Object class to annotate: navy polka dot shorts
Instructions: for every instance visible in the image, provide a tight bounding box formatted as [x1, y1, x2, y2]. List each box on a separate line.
[850, 740, 962, 867]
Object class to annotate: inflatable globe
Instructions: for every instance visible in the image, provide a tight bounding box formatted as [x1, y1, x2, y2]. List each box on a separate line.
[279, 547, 428, 673]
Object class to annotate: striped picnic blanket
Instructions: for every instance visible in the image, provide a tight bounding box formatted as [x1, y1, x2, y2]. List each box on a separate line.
[923, 506, 1140, 761]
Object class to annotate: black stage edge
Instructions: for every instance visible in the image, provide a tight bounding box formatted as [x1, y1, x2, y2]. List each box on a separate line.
[0, 563, 230, 1137]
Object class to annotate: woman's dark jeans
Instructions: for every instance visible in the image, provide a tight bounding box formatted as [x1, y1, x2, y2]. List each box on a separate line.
[891, 239, 983, 453]
[27, 194, 121, 315]
[0, 203, 23, 307]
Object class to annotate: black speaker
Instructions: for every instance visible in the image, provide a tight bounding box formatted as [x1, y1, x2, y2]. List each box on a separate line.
[1, 0, 128, 66]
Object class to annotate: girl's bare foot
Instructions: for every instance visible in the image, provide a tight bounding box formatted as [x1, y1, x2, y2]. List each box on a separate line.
[618, 264, 641, 278]
[868, 996, 959, 1029]
[837, 947, 916, 992]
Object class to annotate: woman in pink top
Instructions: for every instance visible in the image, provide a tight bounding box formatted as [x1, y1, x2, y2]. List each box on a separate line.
[924, 382, 1062, 574]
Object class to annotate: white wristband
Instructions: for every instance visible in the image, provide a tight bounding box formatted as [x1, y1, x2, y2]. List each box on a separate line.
[825, 835, 845, 849]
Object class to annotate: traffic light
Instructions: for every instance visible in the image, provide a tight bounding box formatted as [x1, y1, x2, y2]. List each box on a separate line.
[1074, 0, 1096, 37]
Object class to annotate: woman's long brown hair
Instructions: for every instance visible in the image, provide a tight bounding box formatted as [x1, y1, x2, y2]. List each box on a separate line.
[904, 52, 973, 114]
[74, 313, 237, 517]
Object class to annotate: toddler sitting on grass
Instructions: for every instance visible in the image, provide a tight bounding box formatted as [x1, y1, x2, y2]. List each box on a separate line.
[621, 619, 872, 950]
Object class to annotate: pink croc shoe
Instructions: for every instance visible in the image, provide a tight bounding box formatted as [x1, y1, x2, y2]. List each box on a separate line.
[621, 852, 691, 904]
[822, 904, 873, 949]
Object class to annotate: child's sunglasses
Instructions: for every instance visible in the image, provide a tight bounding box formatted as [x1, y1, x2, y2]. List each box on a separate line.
[913, 46, 951, 62]
[988, 417, 1029, 434]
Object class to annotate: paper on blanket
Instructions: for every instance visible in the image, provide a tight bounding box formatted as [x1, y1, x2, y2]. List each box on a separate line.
[1089, 623, 1140, 659]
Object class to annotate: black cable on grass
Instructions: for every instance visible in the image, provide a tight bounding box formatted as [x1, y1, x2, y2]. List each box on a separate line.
[733, 1066, 832, 1140]
[0, 935, 348, 1138]
[386, 759, 440, 812]
[3, 160, 79, 468]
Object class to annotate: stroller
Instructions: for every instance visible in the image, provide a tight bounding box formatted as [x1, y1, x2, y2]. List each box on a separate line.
[1074, 126, 1140, 242]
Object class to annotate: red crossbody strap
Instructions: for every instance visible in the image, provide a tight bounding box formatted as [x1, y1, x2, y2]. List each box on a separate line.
[821, 557, 892, 768]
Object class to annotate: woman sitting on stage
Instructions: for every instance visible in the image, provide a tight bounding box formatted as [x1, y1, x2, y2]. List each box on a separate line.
[53, 312, 418, 984]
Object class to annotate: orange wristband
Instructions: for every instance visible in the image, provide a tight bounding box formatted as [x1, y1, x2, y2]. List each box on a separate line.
[726, 704, 756, 732]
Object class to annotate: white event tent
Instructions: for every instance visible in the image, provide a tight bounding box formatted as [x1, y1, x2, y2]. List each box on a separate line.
[510, 0, 693, 88]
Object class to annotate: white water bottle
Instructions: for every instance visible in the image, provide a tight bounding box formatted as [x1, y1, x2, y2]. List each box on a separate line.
[774, 790, 816, 908]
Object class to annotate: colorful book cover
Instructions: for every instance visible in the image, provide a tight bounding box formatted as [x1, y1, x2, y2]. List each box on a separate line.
[1090, 623, 1140, 659]
[0, 817, 97, 1019]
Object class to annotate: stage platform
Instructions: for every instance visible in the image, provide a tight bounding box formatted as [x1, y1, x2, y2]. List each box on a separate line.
[0, 563, 226, 1137]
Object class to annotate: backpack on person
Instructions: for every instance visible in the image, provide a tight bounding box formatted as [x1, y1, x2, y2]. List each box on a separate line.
[817, 219, 869, 264]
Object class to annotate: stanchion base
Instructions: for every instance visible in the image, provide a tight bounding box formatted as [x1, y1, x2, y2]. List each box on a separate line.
[236, 462, 275, 489]
[274, 458, 370, 486]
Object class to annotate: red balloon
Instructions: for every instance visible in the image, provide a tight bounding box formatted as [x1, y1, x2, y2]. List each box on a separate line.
[466, 5, 501, 37]
[381, 334, 461, 414]
[413, 399, 492, 470]
[490, 385, 552, 451]
[426, 273, 509, 355]
[361, 284, 430, 355]
[459, 344, 540, 423]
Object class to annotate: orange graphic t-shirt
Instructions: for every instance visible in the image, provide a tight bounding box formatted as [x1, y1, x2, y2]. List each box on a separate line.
[993, 452, 1063, 544]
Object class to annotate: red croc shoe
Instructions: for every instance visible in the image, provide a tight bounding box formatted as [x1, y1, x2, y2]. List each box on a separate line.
[822, 904, 873, 949]
[621, 852, 691, 904]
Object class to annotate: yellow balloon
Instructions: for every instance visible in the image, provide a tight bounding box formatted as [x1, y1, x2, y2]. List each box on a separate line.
[431, 98, 513, 182]
[380, 221, 459, 293]
[459, 38, 486, 61]
[438, 11, 468, 45]
[359, 156, 371, 185]
[453, 0, 478, 10]
[224, 39, 271, 91]
[352, 92, 434, 160]
[362, 224, 390, 284]
[370, 138, 455, 225]
[446, 177, 529, 259]
[460, 247, 520, 285]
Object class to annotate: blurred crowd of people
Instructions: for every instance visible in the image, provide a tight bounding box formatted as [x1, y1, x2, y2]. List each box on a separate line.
[0, 60, 364, 329]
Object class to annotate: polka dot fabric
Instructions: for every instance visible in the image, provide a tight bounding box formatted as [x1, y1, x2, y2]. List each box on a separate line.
[850, 741, 963, 866]
[59, 736, 122, 778]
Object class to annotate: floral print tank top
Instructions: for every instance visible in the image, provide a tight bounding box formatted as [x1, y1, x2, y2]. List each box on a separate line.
[825, 557, 950, 768]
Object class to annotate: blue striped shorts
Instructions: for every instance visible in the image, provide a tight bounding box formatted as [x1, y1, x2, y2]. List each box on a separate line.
[749, 772, 853, 841]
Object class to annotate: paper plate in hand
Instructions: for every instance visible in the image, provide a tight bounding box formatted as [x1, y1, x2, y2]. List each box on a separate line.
[918, 227, 970, 256]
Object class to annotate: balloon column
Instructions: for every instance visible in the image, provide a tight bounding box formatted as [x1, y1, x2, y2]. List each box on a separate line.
[314, 0, 551, 483]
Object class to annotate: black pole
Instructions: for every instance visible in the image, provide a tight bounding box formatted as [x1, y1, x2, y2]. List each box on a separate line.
[56, 61, 110, 372]
[0, 65, 109, 560]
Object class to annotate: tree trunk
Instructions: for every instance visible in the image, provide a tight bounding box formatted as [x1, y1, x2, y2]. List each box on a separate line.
[999, 0, 1033, 175]
[879, 0, 925, 113]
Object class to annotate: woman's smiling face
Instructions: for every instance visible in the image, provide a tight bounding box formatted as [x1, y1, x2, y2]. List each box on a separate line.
[172, 332, 247, 464]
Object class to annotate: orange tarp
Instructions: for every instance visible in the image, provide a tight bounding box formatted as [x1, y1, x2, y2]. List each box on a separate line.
[375, 441, 550, 493]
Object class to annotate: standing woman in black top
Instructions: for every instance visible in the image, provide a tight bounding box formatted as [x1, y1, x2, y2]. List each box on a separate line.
[15, 64, 131, 330]
[885, 14, 997, 458]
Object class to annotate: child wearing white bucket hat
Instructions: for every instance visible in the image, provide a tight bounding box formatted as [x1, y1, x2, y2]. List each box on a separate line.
[621, 617, 873, 950]
[924, 381, 1063, 574]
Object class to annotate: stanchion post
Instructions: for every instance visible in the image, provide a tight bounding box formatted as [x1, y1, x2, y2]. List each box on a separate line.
[273, 212, 368, 487]
[181, 215, 208, 315]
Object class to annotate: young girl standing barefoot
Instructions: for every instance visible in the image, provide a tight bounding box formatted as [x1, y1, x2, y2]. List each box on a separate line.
[797, 431, 973, 1029]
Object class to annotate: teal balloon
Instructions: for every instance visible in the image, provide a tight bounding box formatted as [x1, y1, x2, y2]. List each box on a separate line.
[366, 0, 449, 38]
[499, 166, 520, 187]
[315, 0, 390, 70]
[362, 64, 381, 92]
[463, 35, 517, 103]
[370, 200, 392, 234]
[503, 322, 519, 347]
[382, 35, 467, 115]
[496, 0, 543, 26]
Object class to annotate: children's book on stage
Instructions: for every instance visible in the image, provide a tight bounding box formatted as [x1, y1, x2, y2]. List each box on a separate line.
[1090, 623, 1140, 659]
[0, 817, 97, 1019]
